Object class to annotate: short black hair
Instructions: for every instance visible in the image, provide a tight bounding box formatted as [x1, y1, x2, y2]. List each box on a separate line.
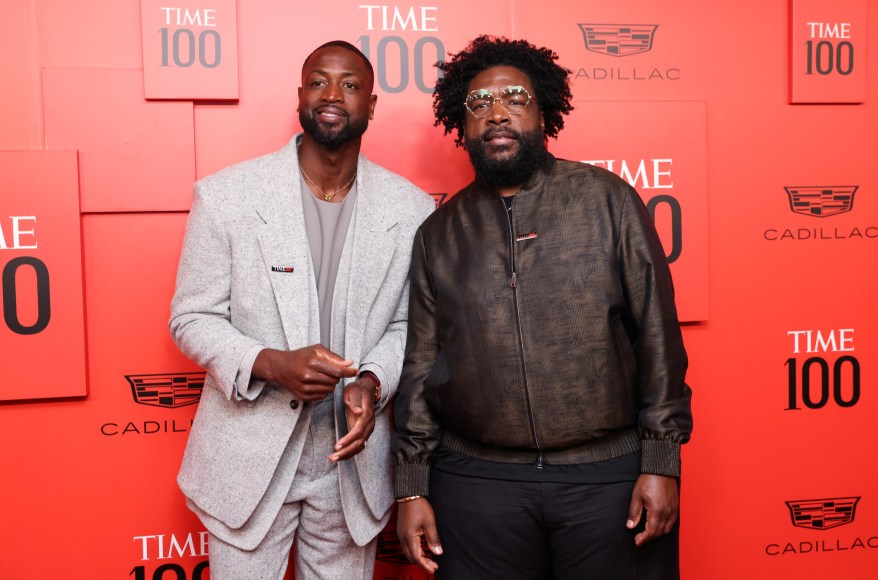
[433, 35, 573, 147]
[303, 40, 374, 80]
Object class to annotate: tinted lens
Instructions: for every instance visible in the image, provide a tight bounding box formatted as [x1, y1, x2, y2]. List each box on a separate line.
[465, 87, 531, 117]
[466, 90, 495, 117]
[500, 86, 530, 113]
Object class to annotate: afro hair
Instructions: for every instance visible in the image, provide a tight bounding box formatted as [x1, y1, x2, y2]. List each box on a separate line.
[432, 35, 573, 147]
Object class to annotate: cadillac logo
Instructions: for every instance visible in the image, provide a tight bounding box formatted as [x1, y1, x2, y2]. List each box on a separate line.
[785, 186, 858, 217]
[578, 24, 659, 57]
[125, 372, 205, 408]
[785, 497, 860, 530]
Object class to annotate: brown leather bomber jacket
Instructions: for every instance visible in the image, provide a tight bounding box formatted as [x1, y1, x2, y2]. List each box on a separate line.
[393, 154, 693, 498]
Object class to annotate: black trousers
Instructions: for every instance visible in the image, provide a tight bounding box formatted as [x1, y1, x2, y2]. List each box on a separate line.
[429, 468, 680, 580]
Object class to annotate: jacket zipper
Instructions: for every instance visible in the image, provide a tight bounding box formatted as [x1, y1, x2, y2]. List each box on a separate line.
[501, 197, 545, 469]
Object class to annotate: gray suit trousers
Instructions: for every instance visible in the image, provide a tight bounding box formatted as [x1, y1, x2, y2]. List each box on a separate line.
[204, 400, 377, 580]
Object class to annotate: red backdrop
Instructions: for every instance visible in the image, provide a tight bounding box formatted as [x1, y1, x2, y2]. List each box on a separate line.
[2, 0, 876, 578]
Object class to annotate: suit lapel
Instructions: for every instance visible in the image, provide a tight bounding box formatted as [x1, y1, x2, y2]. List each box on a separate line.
[256, 138, 319, 348]
[333, 158, 400, 444]
[252, 145, 399, 354]
[341, 158, 400, 350]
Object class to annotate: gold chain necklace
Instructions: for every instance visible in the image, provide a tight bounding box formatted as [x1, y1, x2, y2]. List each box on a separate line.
[299, 163, 357, 202]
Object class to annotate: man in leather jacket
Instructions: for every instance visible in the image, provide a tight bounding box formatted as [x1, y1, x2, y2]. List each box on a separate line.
[392, 35, 693, 579]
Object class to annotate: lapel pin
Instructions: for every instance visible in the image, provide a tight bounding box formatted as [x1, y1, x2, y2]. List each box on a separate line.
[516, 232, 538, 242]
[271, 265, 295, 273]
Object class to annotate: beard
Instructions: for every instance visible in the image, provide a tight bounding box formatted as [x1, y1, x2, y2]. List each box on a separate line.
[465, 127, 547, 188]
[299, 108, 368, 150]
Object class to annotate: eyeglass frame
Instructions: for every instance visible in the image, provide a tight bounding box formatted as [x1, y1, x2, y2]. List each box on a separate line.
[464, 85, 534, 118]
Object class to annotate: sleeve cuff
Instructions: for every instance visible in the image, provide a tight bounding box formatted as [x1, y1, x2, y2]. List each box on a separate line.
[394, 463, 432, 498]
[233, 344, 267, 401]
[640, 439, 682, 478]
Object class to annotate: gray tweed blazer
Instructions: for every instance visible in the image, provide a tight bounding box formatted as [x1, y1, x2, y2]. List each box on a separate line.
[169, 135, 433, 548]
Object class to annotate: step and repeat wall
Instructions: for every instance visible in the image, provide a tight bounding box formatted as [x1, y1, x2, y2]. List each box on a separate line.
[2, 0, 876, 578]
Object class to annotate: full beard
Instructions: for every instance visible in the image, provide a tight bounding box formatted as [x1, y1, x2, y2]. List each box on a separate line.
[299, 109, 368, 150]
[465, 127, 547, 188]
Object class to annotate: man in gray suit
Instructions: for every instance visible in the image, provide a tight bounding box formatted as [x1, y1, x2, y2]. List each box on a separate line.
[169, 40, 434, 579]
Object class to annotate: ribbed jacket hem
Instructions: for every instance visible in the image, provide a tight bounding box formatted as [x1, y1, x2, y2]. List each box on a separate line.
[441, 427, 642, 465]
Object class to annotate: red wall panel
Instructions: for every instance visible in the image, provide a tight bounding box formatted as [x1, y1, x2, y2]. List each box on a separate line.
[140, 0, 240, 100]
[0, 1, 40, 149]
[0, 150, 86, 400]
[42, 68, 195, 212]
[790, 0, 868, 103]
[35, 0, 144, 68]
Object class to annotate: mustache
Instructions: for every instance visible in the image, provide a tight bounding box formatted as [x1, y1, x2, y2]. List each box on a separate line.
[314, 106, 349, 117]
[482, 127, 520, 141]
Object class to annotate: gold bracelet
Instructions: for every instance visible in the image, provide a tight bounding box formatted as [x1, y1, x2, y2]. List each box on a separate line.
[396, 495, 424, 503]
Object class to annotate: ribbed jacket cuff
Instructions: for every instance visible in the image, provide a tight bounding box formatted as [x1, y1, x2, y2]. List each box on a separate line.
[641, 439, 681, 478]
[394, 463, 431, 498]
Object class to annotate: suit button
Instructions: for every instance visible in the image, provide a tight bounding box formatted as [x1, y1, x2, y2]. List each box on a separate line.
[290, 399, 300, 410]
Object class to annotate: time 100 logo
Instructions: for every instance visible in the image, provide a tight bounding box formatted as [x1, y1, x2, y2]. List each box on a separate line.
[804, 22, 855, 76]
[785, 329, 861, 410]
[357, 36, 444, 94]
[158, 7, 222, 69]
